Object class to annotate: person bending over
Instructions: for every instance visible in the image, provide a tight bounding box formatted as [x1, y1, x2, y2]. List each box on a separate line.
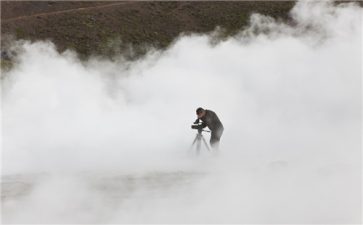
[193, 107, 224, 149]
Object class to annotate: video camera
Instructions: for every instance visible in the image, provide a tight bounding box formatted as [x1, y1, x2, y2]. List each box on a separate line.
[191, 119, 209, 133]
[191, 124, 203, 130]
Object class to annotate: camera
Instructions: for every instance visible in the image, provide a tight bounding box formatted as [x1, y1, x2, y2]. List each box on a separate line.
[191, 119, 202, 130]
[191, 124, 202, 130]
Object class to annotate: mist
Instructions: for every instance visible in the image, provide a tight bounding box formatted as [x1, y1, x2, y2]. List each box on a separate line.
[1, 1, 362, 223]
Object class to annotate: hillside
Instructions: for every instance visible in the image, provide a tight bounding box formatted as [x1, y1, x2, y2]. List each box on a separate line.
[1, 1, 296, 59]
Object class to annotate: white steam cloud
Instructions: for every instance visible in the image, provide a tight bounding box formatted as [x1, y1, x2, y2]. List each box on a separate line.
[1, 1, 362, 224]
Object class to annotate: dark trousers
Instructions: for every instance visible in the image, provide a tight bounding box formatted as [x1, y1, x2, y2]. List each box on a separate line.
[210, 127, 224, 149]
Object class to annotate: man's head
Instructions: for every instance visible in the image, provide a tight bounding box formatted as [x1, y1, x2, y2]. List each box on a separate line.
[196, 107, 206, 119]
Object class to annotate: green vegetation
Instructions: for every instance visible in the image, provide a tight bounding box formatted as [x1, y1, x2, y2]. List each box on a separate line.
[0, 59, 13, 74]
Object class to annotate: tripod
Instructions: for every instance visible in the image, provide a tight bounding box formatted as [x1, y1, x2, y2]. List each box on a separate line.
[190, 128, 211, 154]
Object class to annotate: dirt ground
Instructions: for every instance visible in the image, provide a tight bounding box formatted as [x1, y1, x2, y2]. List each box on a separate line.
[1, 1, 296, 58]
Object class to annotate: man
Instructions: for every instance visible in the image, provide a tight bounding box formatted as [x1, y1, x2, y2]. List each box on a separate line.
[193, 107, 224, 149]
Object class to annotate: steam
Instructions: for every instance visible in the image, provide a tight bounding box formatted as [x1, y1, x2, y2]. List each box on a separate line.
[1, 1, 361, 223]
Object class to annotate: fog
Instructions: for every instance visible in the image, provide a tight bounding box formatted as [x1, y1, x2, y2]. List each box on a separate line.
[1, 1, 362, 223]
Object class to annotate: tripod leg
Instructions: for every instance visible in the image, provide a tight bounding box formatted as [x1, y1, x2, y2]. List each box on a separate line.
[191, 135, 198, 148]
[201, 136, 211, 151]
[196, 135, 201, 155]
[190, 134, 201, 155]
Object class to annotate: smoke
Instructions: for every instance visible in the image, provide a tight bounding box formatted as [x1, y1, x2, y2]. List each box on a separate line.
[1, 1, 361, 223]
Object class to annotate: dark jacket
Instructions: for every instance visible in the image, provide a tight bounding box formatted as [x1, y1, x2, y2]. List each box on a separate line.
[195, 109, 223, 132]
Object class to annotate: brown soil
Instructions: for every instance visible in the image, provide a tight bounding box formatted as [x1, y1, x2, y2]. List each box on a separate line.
[2, 1, 297, 58]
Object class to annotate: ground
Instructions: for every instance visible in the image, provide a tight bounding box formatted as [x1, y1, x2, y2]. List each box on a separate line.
[1, 1, 295, 59]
